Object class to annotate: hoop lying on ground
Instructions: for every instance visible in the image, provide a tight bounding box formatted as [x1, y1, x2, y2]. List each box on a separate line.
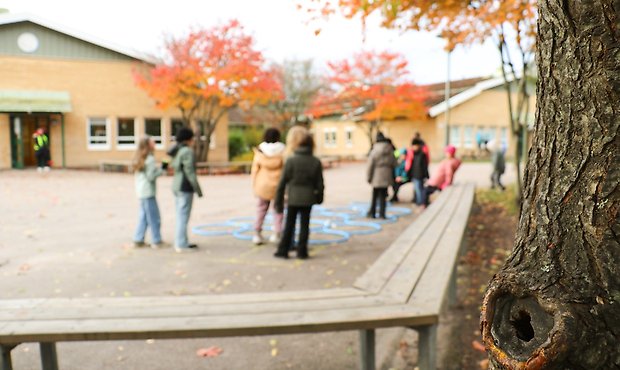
[0, 183, 474, 370]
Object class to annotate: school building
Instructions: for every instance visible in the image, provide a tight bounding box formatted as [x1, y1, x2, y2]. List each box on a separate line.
[0, 13, 228, 170]
[311, 77, 536, 161]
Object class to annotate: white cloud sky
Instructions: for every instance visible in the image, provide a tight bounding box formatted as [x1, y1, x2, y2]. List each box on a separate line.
[1, 0, 503, 84]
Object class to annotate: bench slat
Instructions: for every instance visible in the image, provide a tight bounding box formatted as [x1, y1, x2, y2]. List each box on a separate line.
[407, 184, 475, 313]
[0, 294, 400, 321]
[353, 186, 456, 293]
[380, 185, 466, 303]
[0, 304, 437, 343]
[0, 288, 365, 311]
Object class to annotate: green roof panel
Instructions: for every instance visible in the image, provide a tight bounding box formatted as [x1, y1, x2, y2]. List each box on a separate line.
[0, 90, 72, 112]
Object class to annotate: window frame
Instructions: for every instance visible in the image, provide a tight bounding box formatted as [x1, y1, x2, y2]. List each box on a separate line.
[144, 118, 163, 149]
[449, 126, 461, 147]
[463, 125, 474, 148]
[86, 117, 111, 151]
[323, 127, 337, 148]
[345, 127, 354, 148]
[116, 117, 137, 150]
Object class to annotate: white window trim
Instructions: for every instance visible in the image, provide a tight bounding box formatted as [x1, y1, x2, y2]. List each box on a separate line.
[86, 117, 111, 151]
[145, 119, 164, 150]
[463, 126, 474, 148]
[116, 118, 137, 150]
[345, 127, 354, 148]
[449, 126, 461, 148]
[323, 127, 337, 148]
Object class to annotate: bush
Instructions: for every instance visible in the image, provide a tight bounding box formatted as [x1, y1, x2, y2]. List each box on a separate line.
[228, 129, 246, 159]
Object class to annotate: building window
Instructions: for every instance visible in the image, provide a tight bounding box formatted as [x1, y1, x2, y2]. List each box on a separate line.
[171, 119, 185, 142]
[449, 126, 461, 147]
[323, 128, 337, 148]
[487, 127, 496, 143]
[87, 117, 110, 150]
[145, 118, 162, 147]
[117, 118, 136, 149]
[463, 126, 474, 148]
[345, 127, 354, 147]
[500, 127, 509, 149]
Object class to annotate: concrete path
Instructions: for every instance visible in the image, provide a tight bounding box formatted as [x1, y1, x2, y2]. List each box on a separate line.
[0, 161, 512, 370]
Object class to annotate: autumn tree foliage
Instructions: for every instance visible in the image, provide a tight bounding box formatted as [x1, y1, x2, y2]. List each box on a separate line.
[134, 20, 280, 162]
[308, 50, 427, 146]
[246, 59, 323, 129]
[301, 0, 537, 200]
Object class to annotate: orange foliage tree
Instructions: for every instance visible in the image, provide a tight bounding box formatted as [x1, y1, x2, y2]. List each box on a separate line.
[301, 0, 537, 200]
[308, 50, 427, 147]
[134, 20, 281, 162]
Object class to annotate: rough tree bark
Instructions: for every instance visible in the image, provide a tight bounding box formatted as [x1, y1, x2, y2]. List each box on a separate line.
[481, 1, 620, 369]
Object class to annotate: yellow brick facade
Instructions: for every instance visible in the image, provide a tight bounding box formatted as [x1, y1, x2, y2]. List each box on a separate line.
[0, 56, 228, 169]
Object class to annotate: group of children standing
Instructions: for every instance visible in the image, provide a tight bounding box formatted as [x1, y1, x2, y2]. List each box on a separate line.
[130, 125, 324, 260]
[132, 127, 202, 253]
[251, 126, 324, 260]
[367, 131, 461, 216]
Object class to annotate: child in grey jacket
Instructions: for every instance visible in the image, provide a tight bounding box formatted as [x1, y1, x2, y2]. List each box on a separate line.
[132, 136, 165, 248]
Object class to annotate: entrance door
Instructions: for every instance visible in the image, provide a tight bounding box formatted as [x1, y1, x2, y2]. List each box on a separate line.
[10, 114, 51, 168]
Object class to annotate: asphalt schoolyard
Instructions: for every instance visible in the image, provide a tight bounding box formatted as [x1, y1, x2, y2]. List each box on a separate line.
[0, 161, 514, 370]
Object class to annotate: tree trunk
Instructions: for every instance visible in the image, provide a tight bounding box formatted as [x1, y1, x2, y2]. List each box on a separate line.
[481, 1, 620, 369]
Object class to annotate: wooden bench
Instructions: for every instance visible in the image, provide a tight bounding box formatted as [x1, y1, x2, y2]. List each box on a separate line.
[0, 183, 474, 370]
[98, 160, 134, 173]
[195, 161, 252, 175]
[320, 155, 341, 169]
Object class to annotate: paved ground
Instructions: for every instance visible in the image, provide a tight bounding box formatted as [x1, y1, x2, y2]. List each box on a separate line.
[0, 161, 514, 370]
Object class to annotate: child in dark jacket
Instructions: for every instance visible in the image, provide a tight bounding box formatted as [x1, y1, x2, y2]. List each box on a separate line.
[274, 134, 324, 260]
[408, 138, 429, 206]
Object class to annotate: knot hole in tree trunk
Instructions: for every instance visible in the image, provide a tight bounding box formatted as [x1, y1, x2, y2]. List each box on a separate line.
[491, 294, 554, 362]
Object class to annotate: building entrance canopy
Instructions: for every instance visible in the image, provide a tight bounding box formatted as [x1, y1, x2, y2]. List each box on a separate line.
[0, 90, 72, 113]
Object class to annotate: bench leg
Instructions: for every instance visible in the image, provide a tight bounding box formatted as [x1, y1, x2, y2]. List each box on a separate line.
[417, 325, 437, 370]
[1, 345, 16, 370]
[359, 329, 375, 370]
[40, 343, 59, 370]
[448, 264, 458, 308]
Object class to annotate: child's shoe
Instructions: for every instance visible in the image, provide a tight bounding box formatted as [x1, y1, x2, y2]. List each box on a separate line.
[268, 232, 281, 244]
[252, 232, 264, 245]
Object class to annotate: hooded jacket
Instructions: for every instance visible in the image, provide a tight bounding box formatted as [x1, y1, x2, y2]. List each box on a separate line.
[367, 141, 398, 188]
[251, 142, 286, 200]
[169, 144, 203, 196]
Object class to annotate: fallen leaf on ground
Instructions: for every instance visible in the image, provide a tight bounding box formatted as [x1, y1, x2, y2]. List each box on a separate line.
[472, 340, 486, 353]
[196, 346, 223, 358]
[269, 339, 277, 347]
[479, 359, 489, 369]
[271, 348, 278, 357]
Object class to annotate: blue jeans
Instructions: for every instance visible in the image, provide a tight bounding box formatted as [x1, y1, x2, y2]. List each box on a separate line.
[175, 191, 194, 248]
[413, 179, 426, 206]
[134, 197, 162, 244]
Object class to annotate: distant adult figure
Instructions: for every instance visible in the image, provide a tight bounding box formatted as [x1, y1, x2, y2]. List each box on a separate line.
[132, 136, 167, 249]
[405, 133, 431, 203]
[168, 127, 203, 253]
[33, 128, 50, 172]
[251, 128, 285, 245]
[366, 132, 397, 219]
[274, 134, 324, 260]
[488, 140, 506, 191]
[408, 138, 429, 207]
[424, 145, 462, 207]
[390, 148, 409, 203]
